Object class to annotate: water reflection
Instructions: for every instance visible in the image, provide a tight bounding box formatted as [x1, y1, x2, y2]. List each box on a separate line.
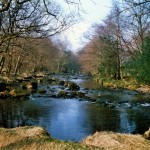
[0, 99, 47, 127]
[0, 78, 150, 141]
[119, 109, 136, 133]
[71, 79, 102, 90]
[0, 99, 24, 127]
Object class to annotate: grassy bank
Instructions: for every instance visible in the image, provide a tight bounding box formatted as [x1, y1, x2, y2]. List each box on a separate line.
[96, 77, 150, 94]
[82, 131, 150, 150]
[0, 126, 90, 150]
[0, 126, 150, 150]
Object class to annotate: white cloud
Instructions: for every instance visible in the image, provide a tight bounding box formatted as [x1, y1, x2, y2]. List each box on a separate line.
[63, 23, 90, 51]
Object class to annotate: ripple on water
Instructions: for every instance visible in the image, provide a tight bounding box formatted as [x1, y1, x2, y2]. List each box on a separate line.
[141, 103, 150, 107]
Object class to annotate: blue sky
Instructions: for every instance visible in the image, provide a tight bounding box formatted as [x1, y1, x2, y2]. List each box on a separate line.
[60, 0, 112, 52]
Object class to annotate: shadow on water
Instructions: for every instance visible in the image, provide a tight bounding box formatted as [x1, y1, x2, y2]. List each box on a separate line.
[0, 77, 150, 142]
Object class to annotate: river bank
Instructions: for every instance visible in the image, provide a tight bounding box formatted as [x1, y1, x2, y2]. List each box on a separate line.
[0, 74, 150, 145]
[0, 73, 150, 100]
[95, 77, 150, 94]
[0, 126, 150, 150]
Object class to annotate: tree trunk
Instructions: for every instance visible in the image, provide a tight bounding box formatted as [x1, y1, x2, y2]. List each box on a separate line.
[7, 53, 13, 76]
[13, 54, 21, 75]
[0, 56, 5, 74]
[0, 40, 10, 74]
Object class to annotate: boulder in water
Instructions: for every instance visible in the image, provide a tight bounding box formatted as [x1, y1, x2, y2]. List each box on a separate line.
[65, 81, 80, 91]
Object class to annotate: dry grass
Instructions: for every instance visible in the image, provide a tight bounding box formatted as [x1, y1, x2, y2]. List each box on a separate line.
[82, 131, 150, 150]
[101, 78, 150, 94]
[102, 78, 140, 90]
[0, 126, 91, 150]
[1, 127, 150, 150]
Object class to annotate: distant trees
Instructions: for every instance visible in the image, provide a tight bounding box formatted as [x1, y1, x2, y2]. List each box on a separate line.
[79, 3, 125, 79]
[78, 0, 150, 83]
[59, 50, 80, 74]
[78, 37, 101, 75]
[2, 38, 59, 75]
[54, 40, 80, 74]
[0, 0, 81, 76]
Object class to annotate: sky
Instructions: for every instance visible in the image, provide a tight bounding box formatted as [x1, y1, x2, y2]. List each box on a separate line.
[59, 0, 112, 52]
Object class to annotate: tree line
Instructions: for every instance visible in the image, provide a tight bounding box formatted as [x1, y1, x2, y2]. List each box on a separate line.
[0, 0, 80, 76]
[0, 0, 149, 84]
[78, 0, 150, 84]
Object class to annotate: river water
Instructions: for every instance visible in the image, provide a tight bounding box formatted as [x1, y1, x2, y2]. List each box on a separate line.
[0, 76, 150, 142]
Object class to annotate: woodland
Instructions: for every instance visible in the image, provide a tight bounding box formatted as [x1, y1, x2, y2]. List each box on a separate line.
[0, 1, 150, 149]
[0, 0, 150, 85]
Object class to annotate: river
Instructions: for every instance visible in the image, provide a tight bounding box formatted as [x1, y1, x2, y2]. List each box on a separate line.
[0, 75, 150, 142]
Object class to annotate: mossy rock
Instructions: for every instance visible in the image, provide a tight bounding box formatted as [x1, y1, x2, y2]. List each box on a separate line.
[57, 90, 68, 98]
[65, 81, 80, 91]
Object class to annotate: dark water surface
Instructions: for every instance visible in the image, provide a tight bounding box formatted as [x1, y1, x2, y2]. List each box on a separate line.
[0, 78, 150, 142]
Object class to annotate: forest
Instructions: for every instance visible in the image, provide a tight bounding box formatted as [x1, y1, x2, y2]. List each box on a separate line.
[0, 1, 150, 149]
[0, 0, 150, 84]
[78, 0, 150, 85]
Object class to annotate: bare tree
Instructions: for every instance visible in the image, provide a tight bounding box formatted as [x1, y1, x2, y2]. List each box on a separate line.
[0, 0, 82, 75]
[119, 0, 150, 49]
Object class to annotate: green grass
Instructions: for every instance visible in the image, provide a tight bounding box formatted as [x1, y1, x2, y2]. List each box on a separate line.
[103, 78, 139, 90]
